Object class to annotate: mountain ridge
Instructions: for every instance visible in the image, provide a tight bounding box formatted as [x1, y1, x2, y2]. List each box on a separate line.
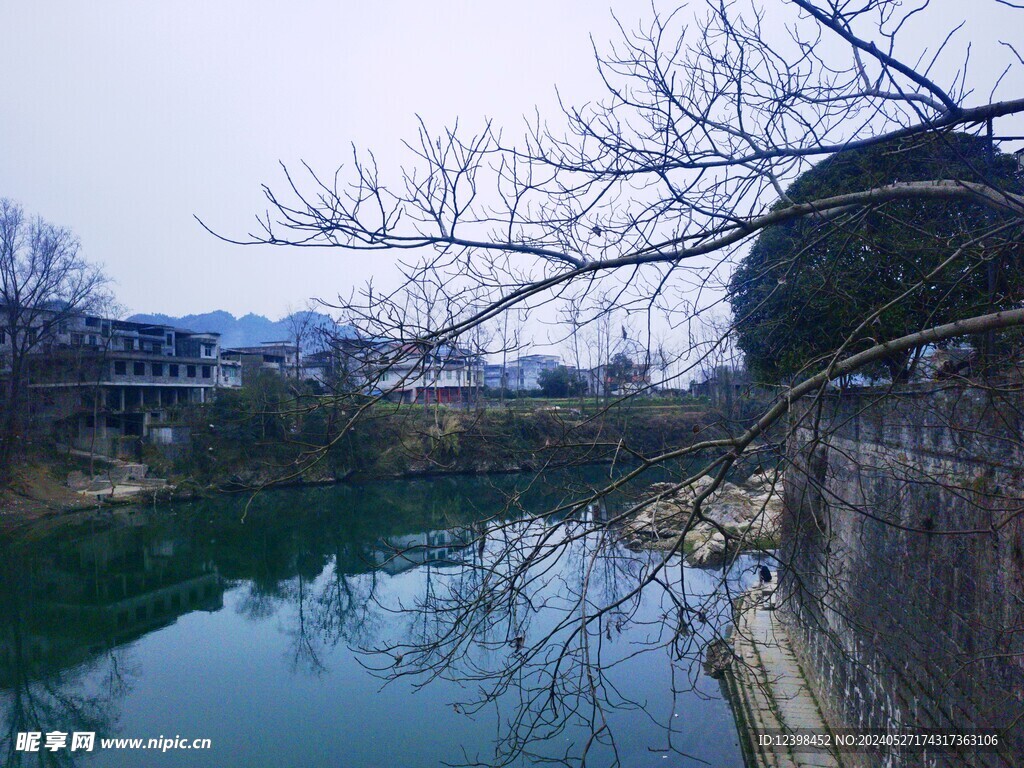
[126, 310, 343, 350]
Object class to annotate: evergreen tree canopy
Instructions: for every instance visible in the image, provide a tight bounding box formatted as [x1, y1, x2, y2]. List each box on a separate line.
[729, 133, 1023, 382]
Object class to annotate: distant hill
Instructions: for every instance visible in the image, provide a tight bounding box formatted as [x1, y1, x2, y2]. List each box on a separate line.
[126, 310, 350, 350]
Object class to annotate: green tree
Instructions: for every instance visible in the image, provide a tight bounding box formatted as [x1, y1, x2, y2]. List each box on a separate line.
[729, 133, 1023, 383]
[605, 352, 639, 395]
[537, 365, 587, 398]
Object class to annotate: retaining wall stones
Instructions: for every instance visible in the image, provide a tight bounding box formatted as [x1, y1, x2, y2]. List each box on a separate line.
[779, 385, 1024, 767]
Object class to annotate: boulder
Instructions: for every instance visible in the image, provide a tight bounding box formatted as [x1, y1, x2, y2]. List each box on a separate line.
[627, 472, 784, 556]
[688, 531, 727, 567]
[703, 638, 733, 678]
[746, 468, 782, 490]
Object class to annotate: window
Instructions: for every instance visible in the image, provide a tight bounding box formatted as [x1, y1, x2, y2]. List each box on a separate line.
[88, 334, 97, 346]
[202, 343, 215, 357]
[28, 328, 38, 344]
[201, 365, 211, 378]
[114, 361, 126, 375]
[85, 316, 99, 327]
[133, 362, 145, 376]
[169, 364, 179, 378]
[123, 338, 133, 351]
[187, 365, 196, 378]
[0, 330, 7, 345]
[58, 321, 68, 334]
[152, 362, 163, 377]
[166, 333, 173, 346]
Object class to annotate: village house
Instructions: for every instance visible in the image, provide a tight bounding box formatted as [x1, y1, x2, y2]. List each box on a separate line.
[483, 354, 562, 392]
[2, 309, 240, 458]
[688, 365, 765, 407]
[324, 337, 484, 404]
[375, 342, 485, 404]
[221, 341, 302, 383]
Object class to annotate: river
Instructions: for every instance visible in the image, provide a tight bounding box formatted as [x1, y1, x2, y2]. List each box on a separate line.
[0, 470, 754, 767]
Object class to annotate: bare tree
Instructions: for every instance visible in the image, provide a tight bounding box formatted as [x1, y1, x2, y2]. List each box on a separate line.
[0, 199, 110, 484]
[205, 0, 1024, 763]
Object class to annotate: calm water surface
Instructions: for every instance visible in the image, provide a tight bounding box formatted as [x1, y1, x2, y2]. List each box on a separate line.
[1, 472, 750, 767]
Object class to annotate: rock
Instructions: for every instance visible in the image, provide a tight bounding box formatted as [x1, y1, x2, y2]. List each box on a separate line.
[683, 521, 715, 551]
[703, 638, 733, 678]
[647, 535, 682, 551]
[688, 531, 727, 567]
[746, 468, 782, 489]
[108, 463, 148, 484]
[627, 472, 785, 556]
[647, 482, 679, 496]
[66, 471, 89, 491]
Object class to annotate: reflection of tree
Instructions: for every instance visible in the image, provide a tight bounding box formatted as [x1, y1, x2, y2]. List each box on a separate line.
[285, 570, 326, 675]
[313, 543, 381, 650]
[358, 476, 757, 767]
[2, 470, 754, 765]
[0, 549, 131, 768]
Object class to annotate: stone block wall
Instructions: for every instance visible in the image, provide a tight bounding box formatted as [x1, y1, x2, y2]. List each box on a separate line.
[779, 385, 1024, 767]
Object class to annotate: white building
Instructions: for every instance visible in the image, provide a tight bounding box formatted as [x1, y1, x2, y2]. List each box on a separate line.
[484, 354, 561, 392]
[1, 308, 240, 457]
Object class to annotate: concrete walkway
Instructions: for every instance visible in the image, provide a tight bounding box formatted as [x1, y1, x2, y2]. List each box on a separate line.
[724, 580, 843, 768]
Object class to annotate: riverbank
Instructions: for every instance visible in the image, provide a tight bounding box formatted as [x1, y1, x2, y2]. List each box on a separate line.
[719, 580, 842, 768]
[1, 401, 751, 528]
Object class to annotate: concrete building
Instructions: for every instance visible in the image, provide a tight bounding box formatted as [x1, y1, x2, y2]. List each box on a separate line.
[375, 343, 484, 404]
[484, 354, 561, 392]
[583, 361, 652, 398]
[4, 310, 240, 458]
[222, 341, 301, 382]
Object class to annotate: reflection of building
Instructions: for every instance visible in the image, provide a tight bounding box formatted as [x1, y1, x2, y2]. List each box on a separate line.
[370, 527, 475, 575]
[0, 514, 224, 687]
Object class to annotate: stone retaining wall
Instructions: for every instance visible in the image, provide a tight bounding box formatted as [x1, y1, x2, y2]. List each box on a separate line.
[779, 385, 1024, 767]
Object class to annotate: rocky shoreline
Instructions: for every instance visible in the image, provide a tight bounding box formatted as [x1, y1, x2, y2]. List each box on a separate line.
[622, 468, 784, 567]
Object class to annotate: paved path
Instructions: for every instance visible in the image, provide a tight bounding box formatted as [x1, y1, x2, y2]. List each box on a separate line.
[725, 580, 842, 768]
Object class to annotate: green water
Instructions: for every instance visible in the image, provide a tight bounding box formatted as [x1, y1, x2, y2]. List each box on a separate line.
[0, 471, 749, 767]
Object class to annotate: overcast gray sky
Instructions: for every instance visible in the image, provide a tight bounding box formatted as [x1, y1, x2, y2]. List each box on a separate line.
[0, 0, 641, 319]
[1, 1, 1020, 323]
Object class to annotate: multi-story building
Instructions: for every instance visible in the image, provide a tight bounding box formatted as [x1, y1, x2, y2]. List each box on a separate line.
[3, 310, 240, 457]
[483, 354, 562, 392]
[375, 343, 485, 404]
[688, 365, 759, 407]
[326, 338, 483, 404]
[222, 341, 301, 383]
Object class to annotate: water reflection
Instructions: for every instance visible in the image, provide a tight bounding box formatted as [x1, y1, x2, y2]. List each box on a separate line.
[0, 473, 748, 767]
[0, 510, 223, 767]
